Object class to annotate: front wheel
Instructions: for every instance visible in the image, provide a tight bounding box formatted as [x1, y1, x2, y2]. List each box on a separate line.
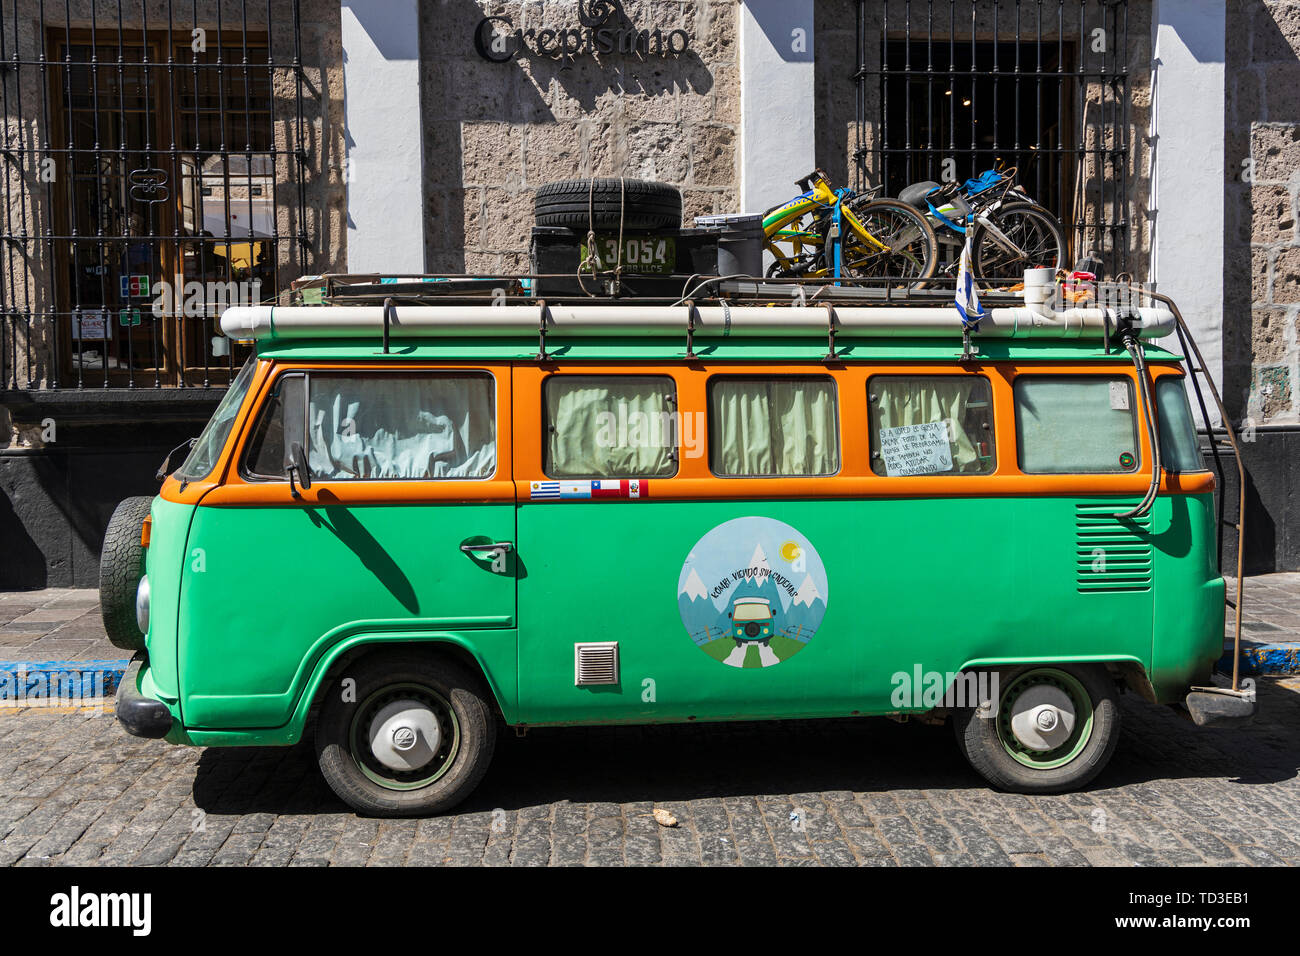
[842, 198, 939, 285]
[952, 664, 1120, 794]
[971, 201, 1067, 279]
[315, 652, 497, 816]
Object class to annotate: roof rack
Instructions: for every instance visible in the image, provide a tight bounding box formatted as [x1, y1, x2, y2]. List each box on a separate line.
[229, 268, 1174, 344]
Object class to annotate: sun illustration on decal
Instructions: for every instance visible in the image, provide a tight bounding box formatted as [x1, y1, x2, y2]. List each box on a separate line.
[678, 517, 828, 669]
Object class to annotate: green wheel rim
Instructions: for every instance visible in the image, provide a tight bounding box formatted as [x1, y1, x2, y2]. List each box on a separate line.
[348, 682, 460, 792]
[996, 668, 1094, 771]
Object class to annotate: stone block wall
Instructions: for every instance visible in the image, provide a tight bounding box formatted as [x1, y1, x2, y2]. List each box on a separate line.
[1228, 0, 1300, 424]
[419, 0, 740, 273]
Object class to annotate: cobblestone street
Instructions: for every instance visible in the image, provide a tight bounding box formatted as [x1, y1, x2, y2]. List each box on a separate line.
[0, 676, 1297, 867]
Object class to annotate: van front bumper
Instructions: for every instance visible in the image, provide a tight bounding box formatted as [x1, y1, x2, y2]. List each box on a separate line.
[116, 654, 174, 739]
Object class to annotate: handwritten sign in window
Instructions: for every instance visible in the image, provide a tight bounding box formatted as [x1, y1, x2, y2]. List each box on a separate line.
[879, 421, 953, 476]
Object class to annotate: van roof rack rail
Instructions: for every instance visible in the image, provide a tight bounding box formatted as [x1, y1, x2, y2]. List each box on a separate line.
[231, 268, 1174, 344]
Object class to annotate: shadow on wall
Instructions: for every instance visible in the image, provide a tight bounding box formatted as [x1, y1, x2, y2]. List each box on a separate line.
[420, 0, 719, 273]
[0, 419, 206, 589]
[1220, 1, 1297, 571]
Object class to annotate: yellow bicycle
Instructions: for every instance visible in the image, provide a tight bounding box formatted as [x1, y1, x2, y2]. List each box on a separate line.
[762, 169, 938, 285]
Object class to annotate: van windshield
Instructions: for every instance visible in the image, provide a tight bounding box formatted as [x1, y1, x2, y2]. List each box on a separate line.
[733, 602, 772, 621]
[175, 358, 257, 481]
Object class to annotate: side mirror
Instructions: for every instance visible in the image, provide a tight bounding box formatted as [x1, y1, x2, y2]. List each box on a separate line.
[287, 441, 311, 496]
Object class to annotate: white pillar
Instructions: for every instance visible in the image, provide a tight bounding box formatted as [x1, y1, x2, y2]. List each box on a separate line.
[341, 0, 425, 273]
[1150, 0, 1226, 423]
[739, 0, 816, 216]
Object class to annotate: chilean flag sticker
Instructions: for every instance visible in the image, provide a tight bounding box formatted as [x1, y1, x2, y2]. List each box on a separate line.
[589, 479, 648, 499]
[591, 480, 624, 499]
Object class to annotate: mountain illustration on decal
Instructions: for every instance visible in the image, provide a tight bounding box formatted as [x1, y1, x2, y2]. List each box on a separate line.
[731, 543, 785, 607]
[679, 568, 721, 646]
[791, 575, 822, 607]
[679, 568, 708, 601]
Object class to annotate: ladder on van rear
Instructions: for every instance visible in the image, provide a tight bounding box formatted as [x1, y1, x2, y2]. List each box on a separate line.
[1131, 287, 1248, 694]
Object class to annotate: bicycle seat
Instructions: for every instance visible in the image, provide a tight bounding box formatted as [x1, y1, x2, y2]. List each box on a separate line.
[899, 181, 941, 210]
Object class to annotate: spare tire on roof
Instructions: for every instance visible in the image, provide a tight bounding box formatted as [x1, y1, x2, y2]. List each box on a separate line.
[534, 178, 683, 231]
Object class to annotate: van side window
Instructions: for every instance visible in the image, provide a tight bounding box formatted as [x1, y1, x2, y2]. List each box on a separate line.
[301, 372, 496, 480]
[244, 374, 305, 479]
[1014, 376, 1140, 474]
[1155, 377, 1207, 473]
[709, 376, 838, 477]
[544, 375, 678, 478]
[867, 375, 994, 476]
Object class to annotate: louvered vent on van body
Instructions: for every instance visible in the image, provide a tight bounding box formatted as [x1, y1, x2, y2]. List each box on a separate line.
[574, 642, 620, 686]
[1074, 503, 1153, 593]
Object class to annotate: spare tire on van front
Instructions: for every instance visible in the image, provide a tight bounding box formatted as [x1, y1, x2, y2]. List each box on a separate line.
[533, 177, 683, 231]
[99, 495, 153, 651]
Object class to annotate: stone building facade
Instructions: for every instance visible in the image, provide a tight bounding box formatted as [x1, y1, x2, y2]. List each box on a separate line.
[1, 0, 1298, 585]
[419, 1, 740, 274]
[1227, 0, 1300, 428]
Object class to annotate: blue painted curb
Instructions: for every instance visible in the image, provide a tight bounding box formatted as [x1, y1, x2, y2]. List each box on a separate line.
[0, 659, 130, 700]
[1219, 639, 1300, 677]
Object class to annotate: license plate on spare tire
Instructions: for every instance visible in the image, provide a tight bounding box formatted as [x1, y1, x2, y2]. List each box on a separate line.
[580, 235, 676, 274]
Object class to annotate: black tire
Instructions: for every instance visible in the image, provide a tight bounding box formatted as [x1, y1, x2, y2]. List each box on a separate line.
[952, 664, 1120, 794]
[98, 496, 153, 652]
[971, 201, 1068, 279]
[315, 651, 497, 817]
[842, 198, 939, 284]
[534, 178, 683, 231]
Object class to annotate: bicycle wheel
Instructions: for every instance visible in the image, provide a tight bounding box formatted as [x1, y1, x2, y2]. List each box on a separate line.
[971, 202, 1067, 279]
[841, 199, 938, 285]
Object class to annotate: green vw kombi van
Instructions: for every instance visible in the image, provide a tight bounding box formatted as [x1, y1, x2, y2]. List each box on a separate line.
[103, 269, 1256, 816]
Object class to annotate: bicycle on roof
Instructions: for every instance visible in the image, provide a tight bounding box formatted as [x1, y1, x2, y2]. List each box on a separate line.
[897, 166, 1068, 280]
[762, 168, 938, 285]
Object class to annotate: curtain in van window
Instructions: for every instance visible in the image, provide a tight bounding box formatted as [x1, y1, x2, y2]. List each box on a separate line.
[710, 378, 837, 476]
[546, 377, 676, 477]
[873, 378, 985, 474]
[307, 374, 495, 479]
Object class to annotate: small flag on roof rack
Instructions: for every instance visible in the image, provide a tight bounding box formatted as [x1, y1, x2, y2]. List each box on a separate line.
[954, 230, 984, 330]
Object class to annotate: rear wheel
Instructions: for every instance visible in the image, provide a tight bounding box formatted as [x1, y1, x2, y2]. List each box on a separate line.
[952, 664, 1120, 794]
[842, 198, 938, 284]
[971, 201, 1067, 279]
[316, 652, 496, 816]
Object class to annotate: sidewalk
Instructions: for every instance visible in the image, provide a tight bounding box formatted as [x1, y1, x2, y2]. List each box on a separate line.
[1, 574, 1298, 696]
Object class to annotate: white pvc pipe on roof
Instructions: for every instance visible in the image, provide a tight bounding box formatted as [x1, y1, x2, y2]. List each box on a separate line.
[220, 302, 1175, 341]
[219, 269, 1176, 342]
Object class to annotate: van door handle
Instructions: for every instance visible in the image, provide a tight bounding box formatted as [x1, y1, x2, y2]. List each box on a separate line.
[460, 541, 514, 554]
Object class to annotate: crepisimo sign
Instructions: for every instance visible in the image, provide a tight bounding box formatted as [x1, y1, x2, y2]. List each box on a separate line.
[474, 0, 691, 67]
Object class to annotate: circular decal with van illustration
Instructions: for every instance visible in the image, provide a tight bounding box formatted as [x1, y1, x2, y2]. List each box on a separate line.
[677, 517, 829, 669]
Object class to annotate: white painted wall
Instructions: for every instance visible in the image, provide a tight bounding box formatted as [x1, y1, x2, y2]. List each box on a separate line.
[1150, 0, 1226, 423]
[341, 0, 424, 274]
[739, 0, 816, 217]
